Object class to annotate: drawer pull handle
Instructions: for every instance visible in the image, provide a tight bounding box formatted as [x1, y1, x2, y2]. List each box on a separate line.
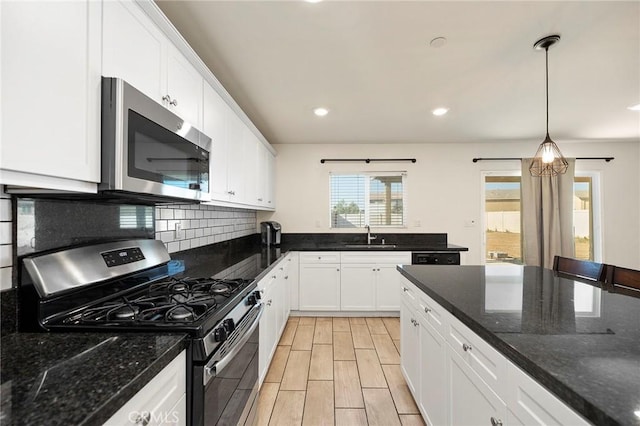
[267, 299, 273, 306]
[402, 287, 408, 292]
[424, 307, 431, 314]
[463, 343, 472, 352]
[490, 417, 503, 426]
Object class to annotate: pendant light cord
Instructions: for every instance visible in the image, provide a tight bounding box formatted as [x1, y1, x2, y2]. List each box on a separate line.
[545, 46, 549, 137]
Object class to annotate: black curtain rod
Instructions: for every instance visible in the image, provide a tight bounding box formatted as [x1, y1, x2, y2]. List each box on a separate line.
[472, 157, 614, 163]
[320, 158, 417, 164]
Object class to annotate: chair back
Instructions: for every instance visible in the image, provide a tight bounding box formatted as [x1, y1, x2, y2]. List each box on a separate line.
[552, 256, 606, 282]
[606, 265, 640, 292]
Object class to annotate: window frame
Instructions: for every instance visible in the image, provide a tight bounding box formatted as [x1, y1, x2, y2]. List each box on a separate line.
[329, 171, 408, 229]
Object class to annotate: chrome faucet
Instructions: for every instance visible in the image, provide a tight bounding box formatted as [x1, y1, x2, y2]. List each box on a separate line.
[365, 225, 377, 245]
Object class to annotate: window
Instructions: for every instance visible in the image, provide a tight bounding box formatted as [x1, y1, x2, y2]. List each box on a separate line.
[483, 172, 600, 264]
[330, 172, 406, 228]
[484, 175, 522, 264]
[574, 176, 594, 260]
[119, 206, 153, 229]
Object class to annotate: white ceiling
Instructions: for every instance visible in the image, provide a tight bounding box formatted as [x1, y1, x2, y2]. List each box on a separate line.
[156, 1, 640, 145]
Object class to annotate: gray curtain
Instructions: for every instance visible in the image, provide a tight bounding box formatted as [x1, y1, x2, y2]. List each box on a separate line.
[521, 158, 576, 268]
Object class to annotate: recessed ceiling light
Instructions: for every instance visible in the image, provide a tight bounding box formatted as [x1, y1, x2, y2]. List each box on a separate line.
[430, 37, 447, 48]
[432, 107, 449, 116]
[313, 107, 329, 117]
[305, 0, 323, 3]
[628, 103, 640, 111]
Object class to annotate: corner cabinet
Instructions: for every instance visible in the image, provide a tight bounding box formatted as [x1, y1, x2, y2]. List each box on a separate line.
[104, 350, 186, 425]
[399, 275, 590, 426]
[0, 0, 101, 192]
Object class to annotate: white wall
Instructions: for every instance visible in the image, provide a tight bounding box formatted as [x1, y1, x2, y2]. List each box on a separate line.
[259, 141, 640, 268]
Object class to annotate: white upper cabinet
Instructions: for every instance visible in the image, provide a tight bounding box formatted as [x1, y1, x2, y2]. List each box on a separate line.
[166, 45, 203, 128]
[103, 0, 203, 129]
[0, 0, 101, 190]
[203, 82, 231, 202]
[102, 0, 166, 103]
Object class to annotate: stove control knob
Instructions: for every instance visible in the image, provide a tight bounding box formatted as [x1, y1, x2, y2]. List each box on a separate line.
[247, 294, 256, 305]
[223, 318, 235, 333]
[254, 290, 262, 300]
[214, 326, 227, 342]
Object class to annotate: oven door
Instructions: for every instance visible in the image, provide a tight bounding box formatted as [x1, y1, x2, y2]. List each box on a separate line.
[196, 303, 263, 426]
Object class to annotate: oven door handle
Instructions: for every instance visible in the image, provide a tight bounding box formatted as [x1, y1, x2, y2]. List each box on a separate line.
[203, 303, 263, 386]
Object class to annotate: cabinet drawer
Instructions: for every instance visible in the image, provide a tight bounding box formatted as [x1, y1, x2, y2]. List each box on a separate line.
[447, 316, 507, 400]
[340, 251, 411, 264]
[399, 276, 418, 309]
[104, 350, 186, 425]
[417, 291, 447, 337]
[299, 252, 341, 264]
[507, 363, 589, 426]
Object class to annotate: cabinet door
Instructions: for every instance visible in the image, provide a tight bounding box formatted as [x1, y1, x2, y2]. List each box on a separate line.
[287, 253, 300, 311]
[255, 142, 268, 207]
[259, 283, 277, 384]
[340, 264, 376, 310]
[299, 264, 340, 310]
[448, 346, 507, 426]
[226, 113, 246, 202]
[507, 363, 590, 426]
[376, 265, 402, 310]
[400, 300, 420, 396]
[1, 0, 101, 185]
[419, 320, 448, 426]
[102, 0, 166, 103]
[166, 45, 203, 128]
[265, 151, 276, 209]
[242, 128, 259, 205]
[203, 83, 230, 201]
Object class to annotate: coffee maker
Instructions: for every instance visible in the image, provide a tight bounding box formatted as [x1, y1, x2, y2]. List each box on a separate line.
[260, 221, 282, 248]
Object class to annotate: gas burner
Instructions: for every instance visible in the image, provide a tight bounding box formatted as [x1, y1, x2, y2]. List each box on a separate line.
[108, 304, 139, 321]
[210, 283, 232, 294]
[166, 305, 195, 322]
[169, 282, 189, 294]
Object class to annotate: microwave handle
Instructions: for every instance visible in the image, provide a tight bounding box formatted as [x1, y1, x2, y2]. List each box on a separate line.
[203, 303, 263, 386]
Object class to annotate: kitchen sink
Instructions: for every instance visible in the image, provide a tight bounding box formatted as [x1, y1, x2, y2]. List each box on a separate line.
[343, 244, 397, 248]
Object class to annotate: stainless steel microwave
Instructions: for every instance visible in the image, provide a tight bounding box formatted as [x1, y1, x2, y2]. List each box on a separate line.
[100, 77, 211, 203]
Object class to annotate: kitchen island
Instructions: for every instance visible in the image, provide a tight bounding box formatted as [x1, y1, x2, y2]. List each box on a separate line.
[397, 264, 640, 426]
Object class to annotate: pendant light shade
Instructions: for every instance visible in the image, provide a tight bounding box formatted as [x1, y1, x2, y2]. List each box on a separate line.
[529, 35, 568, 177]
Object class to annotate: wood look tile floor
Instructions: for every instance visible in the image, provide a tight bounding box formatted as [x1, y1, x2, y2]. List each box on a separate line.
[258, 317, 425, 426]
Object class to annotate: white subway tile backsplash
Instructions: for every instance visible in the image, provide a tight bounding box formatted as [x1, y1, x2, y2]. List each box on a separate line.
[0, 266, 12, 291]
[155, 205, 257, 254]
[0, 245, 12, 268]
[0, 199, 11, 221]
[0, 223, 11, 245]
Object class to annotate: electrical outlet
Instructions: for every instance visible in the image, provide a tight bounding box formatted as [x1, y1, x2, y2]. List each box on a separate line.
[175, 222, 184, 239]
[414, 220, 421, 227]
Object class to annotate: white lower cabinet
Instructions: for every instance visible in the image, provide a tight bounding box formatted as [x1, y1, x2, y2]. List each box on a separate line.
[419, 318, 448, 426]
[298, 252, 341, 311]
[340, 264, 376, 310]
[506, 363, 590, 426]
[448, 347, 507, 426]
[258, 256, 290, 384]
[399, 274, 590, 426]
[104, 350, 186, 426]
[400, 298, 420, 396]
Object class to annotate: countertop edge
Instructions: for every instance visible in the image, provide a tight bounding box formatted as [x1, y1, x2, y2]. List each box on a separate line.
[396, 266, 615, 426]
[83, 334, 189, 425]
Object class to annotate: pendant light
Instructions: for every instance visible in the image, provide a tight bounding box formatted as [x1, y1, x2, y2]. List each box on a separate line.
[529, 35, 568, 177]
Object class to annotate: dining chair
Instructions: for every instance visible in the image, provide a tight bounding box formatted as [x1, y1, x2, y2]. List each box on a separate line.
[552, 255, 607, 282]
[605, 265, 640, 292]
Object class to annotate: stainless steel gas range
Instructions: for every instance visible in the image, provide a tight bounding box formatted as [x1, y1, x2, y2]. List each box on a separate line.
[18, 239, 262, 426]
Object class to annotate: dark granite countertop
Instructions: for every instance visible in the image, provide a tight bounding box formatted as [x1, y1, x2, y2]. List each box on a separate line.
[398, 264, 640, 426]
[0, 332, 187, 426]
[280, 232, 468, 252]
